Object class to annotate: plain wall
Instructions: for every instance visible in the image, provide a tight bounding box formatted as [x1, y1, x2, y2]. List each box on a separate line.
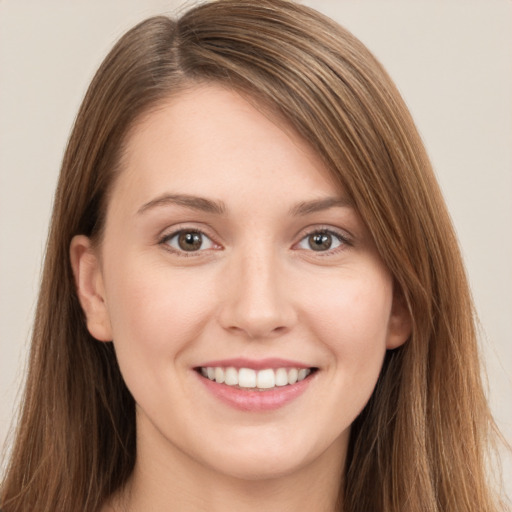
[1, 0, 511, 500]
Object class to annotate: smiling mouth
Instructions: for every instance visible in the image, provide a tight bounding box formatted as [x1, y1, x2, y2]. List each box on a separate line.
[195, 366, 318, 391]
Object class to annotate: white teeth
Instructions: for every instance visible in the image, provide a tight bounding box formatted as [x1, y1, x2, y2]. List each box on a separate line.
[214, 367, 225, 384]
[288, 368, 298, 384]
[224, 367, 238, 385]
[297, 368, 309, 382]
[238, 368, 256, 388]
[275, 368, 288, 386]
[256, 368, 275, 389]
[200, 366, 313, 389]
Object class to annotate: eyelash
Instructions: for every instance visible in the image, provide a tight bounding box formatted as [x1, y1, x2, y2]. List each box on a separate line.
[158, 226, 352, 257]
[296, 227, 352, 255]
[159, 227, 219, 257]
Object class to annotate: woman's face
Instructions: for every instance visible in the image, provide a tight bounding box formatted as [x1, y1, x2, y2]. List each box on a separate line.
[72, 84, 410, 482]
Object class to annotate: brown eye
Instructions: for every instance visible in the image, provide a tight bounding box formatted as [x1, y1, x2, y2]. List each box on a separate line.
[164, 230, 215, 253]
[296, 230, 345, 252]
[178, 232, 203, 251]
[308, 233, 332, 251]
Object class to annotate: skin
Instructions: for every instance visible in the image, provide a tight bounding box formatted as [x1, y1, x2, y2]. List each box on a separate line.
[71, 84, 411, 511]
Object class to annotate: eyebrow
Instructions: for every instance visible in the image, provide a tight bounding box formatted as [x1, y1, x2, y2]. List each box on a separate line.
[137, 194, 226, 215]
[288, 196, 353, 216]
[137, 193, 352, 217]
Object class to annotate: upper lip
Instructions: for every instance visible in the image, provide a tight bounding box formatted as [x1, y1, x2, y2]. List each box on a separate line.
[195, 358, 315, 371]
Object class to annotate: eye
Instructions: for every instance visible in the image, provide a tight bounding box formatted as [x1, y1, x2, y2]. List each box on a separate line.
[296, 230, 346, 252]
[163, 230, 215, 253]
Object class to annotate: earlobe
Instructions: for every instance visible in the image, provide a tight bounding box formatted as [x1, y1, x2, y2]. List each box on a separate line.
[386, 285, 412, 350]
[70, 235, 113, 342]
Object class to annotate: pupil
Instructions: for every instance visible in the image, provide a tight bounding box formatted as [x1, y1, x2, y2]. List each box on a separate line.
[310, 233, 331, 251]
[178, 232, 202, 251]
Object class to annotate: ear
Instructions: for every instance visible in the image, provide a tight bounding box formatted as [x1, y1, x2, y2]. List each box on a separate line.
[70, 235, 113, 342]
[386, 284, 412, 349]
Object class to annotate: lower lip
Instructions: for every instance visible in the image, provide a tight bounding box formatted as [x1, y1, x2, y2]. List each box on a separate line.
[196, 372, 315, 412]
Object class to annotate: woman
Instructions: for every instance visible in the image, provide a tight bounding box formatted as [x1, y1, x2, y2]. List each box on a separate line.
[0, 0, 505, 510]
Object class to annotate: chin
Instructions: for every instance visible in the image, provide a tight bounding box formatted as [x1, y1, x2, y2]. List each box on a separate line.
[210, 453, 311, 482]
[197, 429, 344, 482]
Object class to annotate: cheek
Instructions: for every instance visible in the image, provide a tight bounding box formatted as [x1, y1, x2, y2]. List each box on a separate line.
[308, 269, 391, 334]
[103, 257, 216, 364]
[303, 269, 392, 383]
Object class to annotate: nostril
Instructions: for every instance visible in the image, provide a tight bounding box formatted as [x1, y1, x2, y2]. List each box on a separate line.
[217, 273, 297, 339]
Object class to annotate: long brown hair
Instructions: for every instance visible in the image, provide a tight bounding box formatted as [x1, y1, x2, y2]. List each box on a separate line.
[1, 1, 504, 510]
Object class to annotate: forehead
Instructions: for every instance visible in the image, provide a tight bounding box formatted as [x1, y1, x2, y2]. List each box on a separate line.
[112, 84, 343, 212]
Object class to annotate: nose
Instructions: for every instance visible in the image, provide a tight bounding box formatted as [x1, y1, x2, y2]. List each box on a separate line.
[218, 246, 297, 340]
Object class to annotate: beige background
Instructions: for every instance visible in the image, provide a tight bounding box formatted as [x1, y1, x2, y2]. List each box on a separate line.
[1, 0, 511, 500]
